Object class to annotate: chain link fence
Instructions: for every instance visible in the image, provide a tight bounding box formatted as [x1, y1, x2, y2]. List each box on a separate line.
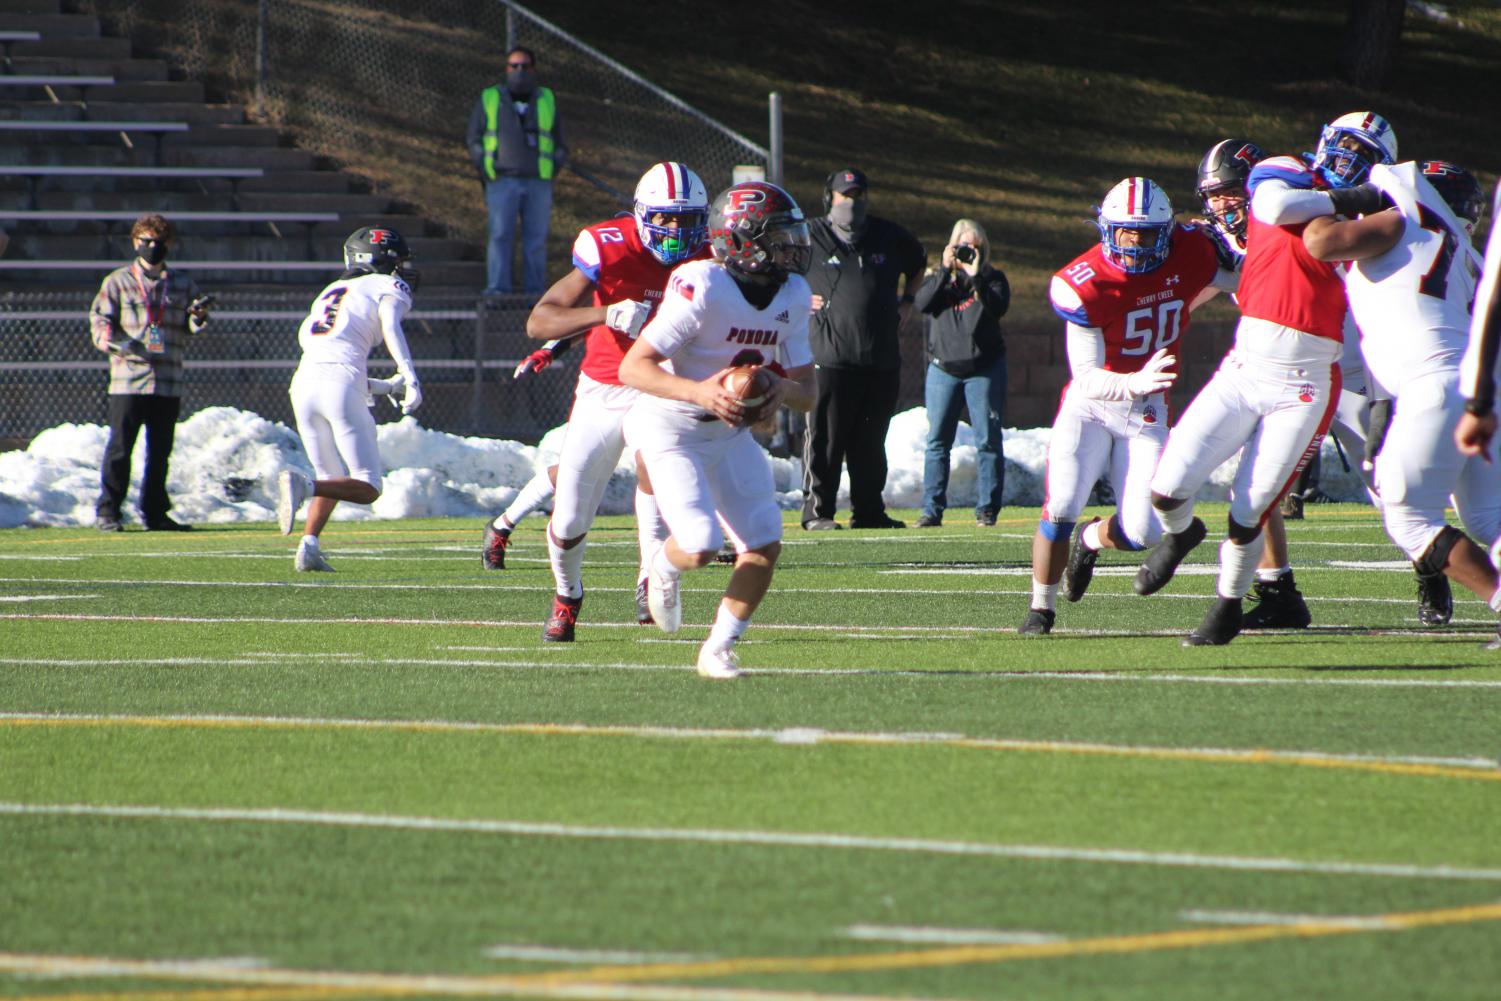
[0, 289, 574, 447]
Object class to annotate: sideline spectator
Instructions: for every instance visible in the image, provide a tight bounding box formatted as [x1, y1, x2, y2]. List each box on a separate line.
[88, 214, 212, 532]
[913, 218, 1010, 527]
[800, 167, 925, 530]
[466, 45, 568, 298]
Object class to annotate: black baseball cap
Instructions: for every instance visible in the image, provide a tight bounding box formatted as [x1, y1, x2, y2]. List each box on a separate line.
[828, 167, 867, 194]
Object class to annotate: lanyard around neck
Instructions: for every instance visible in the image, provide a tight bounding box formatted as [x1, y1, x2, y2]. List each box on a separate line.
[131, 263, 167, 327]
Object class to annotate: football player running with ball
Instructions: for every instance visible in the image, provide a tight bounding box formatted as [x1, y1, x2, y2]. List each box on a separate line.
[619, 181, 817, 678]
[524, 162, 713, 642]
[1302, 160, 1501, 648]
[1138, 111, 1399, 645]
[278, 227, 423, 571]
[1020, 177, 1236, 634]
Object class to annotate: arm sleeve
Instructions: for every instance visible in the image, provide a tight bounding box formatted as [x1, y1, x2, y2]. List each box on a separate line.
[1252, 179, 1337, 227]
[911, 270, 947, 314]
[378, 294, 417, 378]
[1066, 323, 1133, 402]
[465, 99, 487, 167]
[1211, 266, 1240, 293]
[977, 268, 1010, 318]
[89, 277, 120, 354]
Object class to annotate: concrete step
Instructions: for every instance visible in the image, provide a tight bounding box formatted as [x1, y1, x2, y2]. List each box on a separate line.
[3, 213, 344, 238]
[8, 54, 167, 81]
[0, 0, 63, 13]
[11, 36, 130, 59]
[19, 173, 246, 194]
[85, 101, 245, 125]
[85, 80, 205, 103]
[14, 233, 473, 262]
[0, 259, 486, 287]
[168, 124, 283, 148]
[162, 145, 316, 171]
[0, 12, 97, 36]
[237, 191, 393, 215]
[0, 143, 147, 166]
[34, 190, 275, 212]
[239, 171, 353, 195]
[311, 215, 430, 238]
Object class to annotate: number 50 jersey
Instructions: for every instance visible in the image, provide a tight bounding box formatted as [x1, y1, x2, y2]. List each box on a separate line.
[1048, 224, 1221, 376]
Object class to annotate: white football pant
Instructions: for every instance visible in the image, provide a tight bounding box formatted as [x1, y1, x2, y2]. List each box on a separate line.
[549, 375, 640, 540]
[290, 364, 382, 490]
[1043, 397, 1167, 548]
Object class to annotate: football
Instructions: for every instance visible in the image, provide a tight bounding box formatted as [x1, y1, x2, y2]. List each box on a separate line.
[719, 365, 777, 425]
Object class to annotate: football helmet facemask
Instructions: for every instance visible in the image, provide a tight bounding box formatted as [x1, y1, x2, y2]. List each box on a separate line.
[1197, 138, 1264, 238]
[1313, 111, 1398, 188]
[1096, 177, 1174, 274]
[709, 181, 812, 286]
[1420, 160, 1485, 237]
[343, 226, 419, 289]
[634, 161, 710, 267]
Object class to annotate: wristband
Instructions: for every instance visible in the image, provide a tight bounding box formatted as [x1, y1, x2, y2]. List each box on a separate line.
[900, 294, 915, 304]
[1464, 397, 1494, 417]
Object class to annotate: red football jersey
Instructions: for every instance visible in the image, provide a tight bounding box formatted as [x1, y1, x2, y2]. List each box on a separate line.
[571, 219, 711, 385]
[1238, 156, 1346, 342]
[1049, 224, 1221, 374]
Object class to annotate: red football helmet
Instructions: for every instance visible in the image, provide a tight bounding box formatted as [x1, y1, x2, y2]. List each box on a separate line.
[708, 181, 811, 285]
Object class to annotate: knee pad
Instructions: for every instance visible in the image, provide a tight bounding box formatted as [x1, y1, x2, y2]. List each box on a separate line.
[1039, 518, 1075, 543]
[1415, 524, 1465, 578]
[1152, 491, 1186, 512]
[1226, 516, 1260, 546]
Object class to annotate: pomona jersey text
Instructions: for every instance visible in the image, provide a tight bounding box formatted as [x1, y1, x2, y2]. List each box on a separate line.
[572, 218, 712, 385]
[638, 259, 814, 419]
[296, 272, 412, 374]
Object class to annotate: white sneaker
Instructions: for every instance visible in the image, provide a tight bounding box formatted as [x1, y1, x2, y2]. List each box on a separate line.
[295, 541, 335, 572]
[277, 470, 310, 535]
[696, 643, 741, 680]
[646, 547, 682, 634]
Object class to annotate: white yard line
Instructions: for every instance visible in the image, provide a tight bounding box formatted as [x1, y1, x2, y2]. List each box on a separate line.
[483, 946, 716, 965]
[0, 593, 97, 602]
[1179, 909, 1392, 929]
[3, 802, 1498, 882]
[842, 925, 1065, 946]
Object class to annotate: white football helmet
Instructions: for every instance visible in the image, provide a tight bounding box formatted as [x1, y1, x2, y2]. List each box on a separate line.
[1096, 177, 1174, 274]
[1313, 111, 1398, 188]
[633, 161, 709, 266]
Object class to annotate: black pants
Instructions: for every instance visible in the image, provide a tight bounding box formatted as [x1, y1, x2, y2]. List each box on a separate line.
[801, 366, 900, 525]
[96, 393, 180, 522]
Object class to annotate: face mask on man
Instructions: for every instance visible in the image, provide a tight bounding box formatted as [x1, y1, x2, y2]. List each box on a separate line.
[507, 68, 536, 96]
[828, 198, 866, 231]
[135, 239, 168, 266]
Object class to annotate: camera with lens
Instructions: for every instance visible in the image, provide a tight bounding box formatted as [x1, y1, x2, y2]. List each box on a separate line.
[953, 245, 977, 264]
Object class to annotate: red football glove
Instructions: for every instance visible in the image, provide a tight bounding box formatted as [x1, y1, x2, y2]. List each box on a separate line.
[514, 348, 555, 379]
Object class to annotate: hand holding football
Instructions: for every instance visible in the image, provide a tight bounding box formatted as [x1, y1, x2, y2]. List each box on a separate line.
[719, 365, 778, 426]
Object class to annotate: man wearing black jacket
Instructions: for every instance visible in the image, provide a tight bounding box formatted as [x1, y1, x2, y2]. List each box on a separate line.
[800, 168, 926, 530]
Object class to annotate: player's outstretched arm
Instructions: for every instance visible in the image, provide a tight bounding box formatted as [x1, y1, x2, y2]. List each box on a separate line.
[1302, 211, 1403, 262]
[525, 269, 606, 341]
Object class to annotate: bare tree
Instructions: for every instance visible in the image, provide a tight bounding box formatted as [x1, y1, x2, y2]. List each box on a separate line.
[1342, 0, 1406, 88]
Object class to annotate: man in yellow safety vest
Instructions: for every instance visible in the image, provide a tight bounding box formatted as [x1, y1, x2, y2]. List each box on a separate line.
[465, 46, 567, 298]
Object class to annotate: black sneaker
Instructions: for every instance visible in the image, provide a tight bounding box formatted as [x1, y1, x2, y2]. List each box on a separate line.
[96, 515, 123, 532]
[915, 513, 942, 528]
[143, 516, 192, 532]
[1019, 608, 1055, 635]
[714, 542, 737, 565]
[542, 593, 582, 643]
[849, 514, 906, 529]
[1134, 517, 1207, 596]
[635, 578, 653, 626]
[1280, 492, 1305, 520]
[976, 509, 997, 527]
[1184, 597, 1244, 646]
[1063, 518, 1101, 603]
[481, 520, 510, 570]
[1414, 565, 1453, 626]
[803, 518, 841, 531]
[1242, 571, 1312, 629]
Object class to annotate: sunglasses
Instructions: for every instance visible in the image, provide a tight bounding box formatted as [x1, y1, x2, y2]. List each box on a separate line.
[507, 61, 533, 69]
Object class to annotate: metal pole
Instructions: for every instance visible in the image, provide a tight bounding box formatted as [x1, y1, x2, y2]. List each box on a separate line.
[505, 3, 515, 52]
[768, 91, 783, 186]
[255, 0, 268, 119]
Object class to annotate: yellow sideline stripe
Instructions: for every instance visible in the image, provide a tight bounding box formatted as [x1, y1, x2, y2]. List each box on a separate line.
[4, 713, 1499, 785]
[7, 989, 387, 1001]
[4, 900, 1500, 997]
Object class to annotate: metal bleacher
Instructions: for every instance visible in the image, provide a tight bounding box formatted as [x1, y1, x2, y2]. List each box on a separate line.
[0, 0, 560, 445]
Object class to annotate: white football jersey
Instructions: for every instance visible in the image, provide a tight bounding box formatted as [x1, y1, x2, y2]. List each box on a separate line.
[1350, 162, 1482, 394]
[638, 259, 813, 419]
[296, 271, 413, 373]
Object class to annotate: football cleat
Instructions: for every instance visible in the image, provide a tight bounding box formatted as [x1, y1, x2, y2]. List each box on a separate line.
[1134, 517, 1207, 596]
[542, 593, 583, 643]
[481, 520, 510, 570]
[294, 541, 334, 573]
[1184, 597, 1244, 646]
[714, 541, 737, 565]
[635, 577, 653, 626]
[1280, 491, 1304, 520]
[1019, 608, 1055, 635]
[647, 553, 683, 634]
[1063, 517, 1101, 603]
[696, 643, 742, 680]
[277, 469, 309, 536]
[1414, 567, 1453, 627]
[1242, 572, 1312, 629]
[1486, 627, 1500, 652]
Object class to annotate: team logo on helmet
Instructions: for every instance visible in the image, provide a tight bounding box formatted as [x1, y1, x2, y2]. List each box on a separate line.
[709, 181, 811, 286]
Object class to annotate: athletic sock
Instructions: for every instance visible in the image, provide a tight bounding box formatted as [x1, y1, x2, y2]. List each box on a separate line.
[490, 514, 513, 533]
[1218, 536, 1265, 601]
[502, 471, 556, 527]
[635, 489, 667, 577]
[1257, 564, 1293, 584]
[1489, 588, 1501, 614]
[1032, 578, 1058, 613]
[547, 525, 586, 600]
[707, 604, 750, 652]
[1082, 520, 1105, 552]
[652, 544, 682, 582]
[1157, 500, 1194, 536]
[300, 534, 320, 551]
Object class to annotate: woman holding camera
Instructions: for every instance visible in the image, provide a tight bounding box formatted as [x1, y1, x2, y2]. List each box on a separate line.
[913, 219, 1010, 527]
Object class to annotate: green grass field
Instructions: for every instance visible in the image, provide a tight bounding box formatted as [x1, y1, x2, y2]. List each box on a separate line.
[3, 505, 1500, 1001]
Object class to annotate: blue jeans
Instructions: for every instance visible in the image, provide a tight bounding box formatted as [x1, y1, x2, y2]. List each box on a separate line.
[485, 176, 553, 295]
[922, 355, 1007, 519]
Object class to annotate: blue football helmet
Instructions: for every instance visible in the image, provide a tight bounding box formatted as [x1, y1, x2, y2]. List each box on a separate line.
[633, 161, 709, 266]
[1312, 111, 1398, 188]
[1096, 177, 1174, 274]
